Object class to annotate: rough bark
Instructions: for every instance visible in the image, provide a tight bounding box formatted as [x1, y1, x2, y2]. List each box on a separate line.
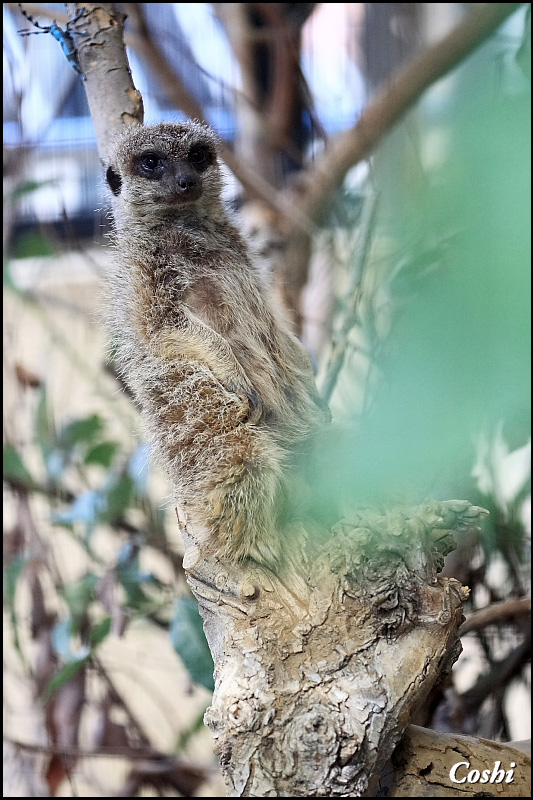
[178, 500, 489, 797]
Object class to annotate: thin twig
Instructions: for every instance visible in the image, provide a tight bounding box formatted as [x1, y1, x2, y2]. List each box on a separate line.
[2, 734, 212, 770]
[319, 193, 379, 402]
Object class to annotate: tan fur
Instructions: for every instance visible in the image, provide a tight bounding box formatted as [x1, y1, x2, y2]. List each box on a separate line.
[105, 121, 329, 567]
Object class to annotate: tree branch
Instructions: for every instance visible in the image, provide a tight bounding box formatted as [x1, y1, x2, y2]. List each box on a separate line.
[296, 2, 524, 227]
[65, 3, 144, 162]
[280, 3, 525, 310]
[182, 500, 488, 797]
[460, 598, 531, 635]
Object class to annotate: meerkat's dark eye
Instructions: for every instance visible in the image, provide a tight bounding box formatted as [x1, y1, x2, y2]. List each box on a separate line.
[188, 146, 212, 173]
[137, 152, 165, 178]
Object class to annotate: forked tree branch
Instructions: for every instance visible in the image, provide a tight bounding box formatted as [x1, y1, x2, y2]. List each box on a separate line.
[292, 2, 524, 228]
[279, 2, 525, 312]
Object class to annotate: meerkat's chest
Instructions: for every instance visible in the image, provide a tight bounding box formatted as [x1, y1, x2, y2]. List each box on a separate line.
[182, 277, 235, 335]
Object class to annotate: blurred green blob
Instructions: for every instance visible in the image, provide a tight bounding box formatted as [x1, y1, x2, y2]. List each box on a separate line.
[311, 30, 530, 517]
[10, 230, 55, 259]
[84, 441, 119, 469]
[3, 445, 34, 487]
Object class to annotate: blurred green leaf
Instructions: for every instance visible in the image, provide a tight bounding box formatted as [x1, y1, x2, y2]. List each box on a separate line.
[59, 414, 104, 450]
[170, 597, 214, 691]
[3, 554, 25, 607]
[316, 35, 531, 513]
[11, 231, 54, 259]
[116, 543, 160, 612]
[44, 617, 111, 703]
[35, 390, 56, 457]
[101, 473, 135, 524]
[84, 441, 118, 469]
[3, 260, 17, 291]
[90, 616, 112, 647]
[42, 657, 88, 704]
[4, 179, 58, 203]
[3, 554, 26, 658]
[3, 445, 34, 487]
[63, 573, 98, 622]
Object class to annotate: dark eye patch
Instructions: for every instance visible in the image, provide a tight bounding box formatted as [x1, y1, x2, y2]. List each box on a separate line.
[188, 145, 213, 173]
[136, 151, 166, 178]
[106, 166, 122, 196]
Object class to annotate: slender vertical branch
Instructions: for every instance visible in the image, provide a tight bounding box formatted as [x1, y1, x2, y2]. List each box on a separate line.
[65, 3, 143, 162]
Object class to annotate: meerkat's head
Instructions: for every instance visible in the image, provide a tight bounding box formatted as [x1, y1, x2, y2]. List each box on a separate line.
[106, 121, 225, 226]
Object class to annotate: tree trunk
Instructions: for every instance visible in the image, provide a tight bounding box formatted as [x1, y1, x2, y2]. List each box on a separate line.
[179, 501, 490, 797]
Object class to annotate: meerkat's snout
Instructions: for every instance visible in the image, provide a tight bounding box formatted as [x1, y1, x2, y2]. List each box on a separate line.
[173, 161, 201, 201]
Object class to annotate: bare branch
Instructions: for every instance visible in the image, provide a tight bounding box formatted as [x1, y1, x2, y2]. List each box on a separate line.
[385, 725, 531, 797]
[461, 598, 531, 635]
[294, 3, 524, 227]
[280, 3, 525, 310]
[459, 634, 531, 716]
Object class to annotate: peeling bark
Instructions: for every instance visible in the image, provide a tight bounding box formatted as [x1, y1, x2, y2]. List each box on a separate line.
[178, 501, 488, 797]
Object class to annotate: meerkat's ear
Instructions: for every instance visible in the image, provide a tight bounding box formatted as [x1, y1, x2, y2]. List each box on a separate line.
[106, 165, 122, 196]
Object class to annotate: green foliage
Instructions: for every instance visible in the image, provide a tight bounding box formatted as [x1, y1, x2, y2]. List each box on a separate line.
[3, 445, 35, 487]
[170, 597, 214, 691]
[11, 230, 55, 259]
[4, 179, 58, 203]
[42, 657, 89, 704]
[59, 414, 105, 450]
[4, 385, 214, 715]
[62, 573, 99, 626]
[315, 21, 531, 539]
[3, 179, 58, 260]
[84, 441, 119, 468]
[3, 554, 26, 658]
[44, 617, 111, 703]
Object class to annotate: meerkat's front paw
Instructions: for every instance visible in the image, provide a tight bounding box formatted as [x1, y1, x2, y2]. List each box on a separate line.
[226, 381, 264, 425]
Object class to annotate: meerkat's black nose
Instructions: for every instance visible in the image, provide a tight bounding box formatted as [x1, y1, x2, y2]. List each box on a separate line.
[177, 174, 197, 191]
[174, 165, 200, 194]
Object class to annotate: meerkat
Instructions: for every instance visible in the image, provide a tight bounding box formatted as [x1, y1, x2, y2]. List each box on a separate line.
[105, 120, 330, 568]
